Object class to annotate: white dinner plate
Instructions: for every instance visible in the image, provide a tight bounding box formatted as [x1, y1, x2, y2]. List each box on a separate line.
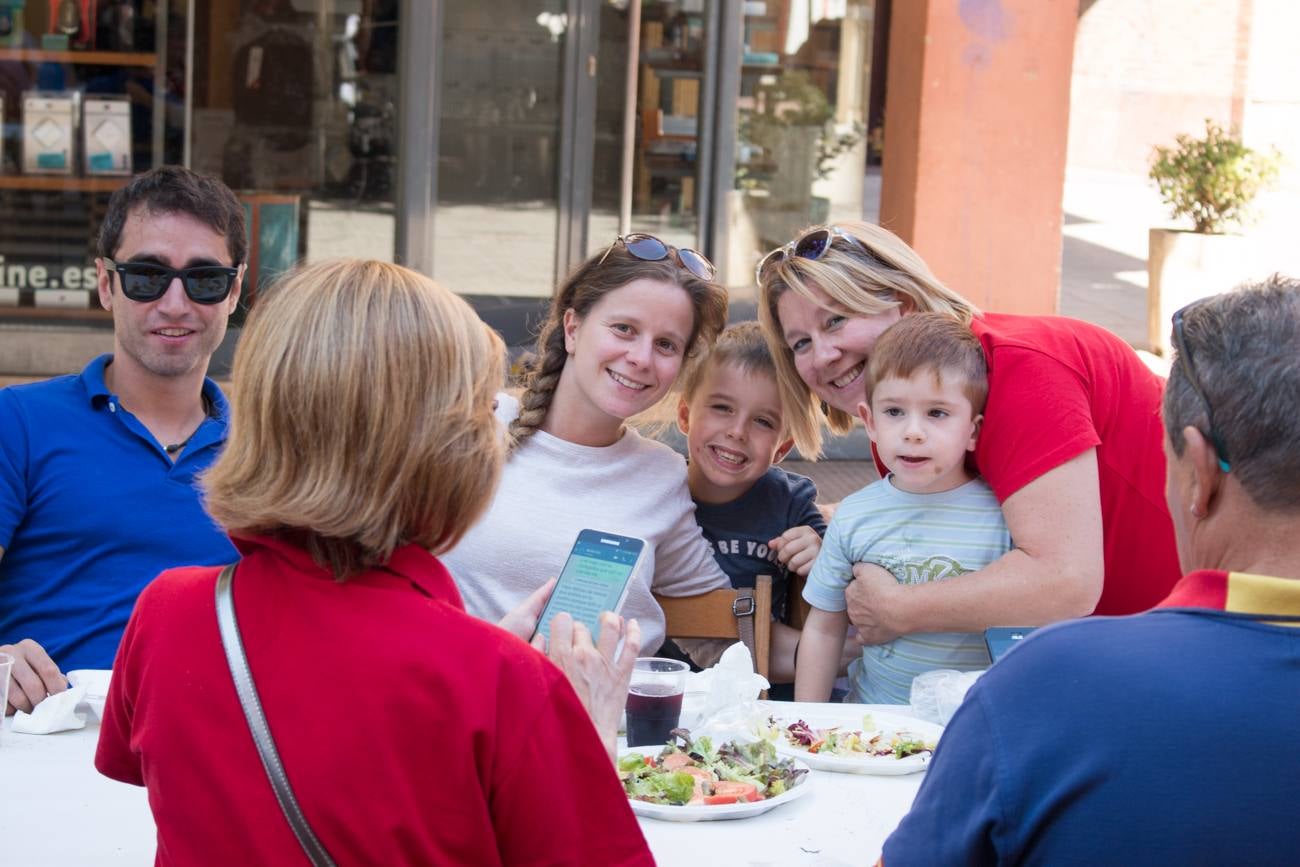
[769, 711, 944, 776]
[620, 747, 813, 822]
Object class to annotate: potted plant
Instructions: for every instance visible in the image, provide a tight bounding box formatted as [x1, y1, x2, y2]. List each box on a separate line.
[736, 70, 864, 235]
[1146, 119, 1280, 354]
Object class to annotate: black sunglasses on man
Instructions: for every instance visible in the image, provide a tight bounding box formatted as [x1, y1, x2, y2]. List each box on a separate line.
[102, 258, 240, 305]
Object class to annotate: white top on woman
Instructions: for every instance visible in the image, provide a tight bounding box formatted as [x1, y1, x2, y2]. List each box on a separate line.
[443, 394, 729, 653]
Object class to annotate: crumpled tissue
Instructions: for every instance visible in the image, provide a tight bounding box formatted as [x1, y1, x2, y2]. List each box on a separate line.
[909, 668, 983, 726]
[684, 642, 769, 741]
[12, 683, 88, 734]
[67, 669, 112, 721]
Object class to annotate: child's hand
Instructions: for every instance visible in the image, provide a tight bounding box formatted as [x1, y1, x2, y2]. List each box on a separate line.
[768, 525, 822, 576]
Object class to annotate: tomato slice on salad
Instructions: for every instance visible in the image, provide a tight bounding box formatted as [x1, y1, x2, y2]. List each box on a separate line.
[703, 781, 762, 805]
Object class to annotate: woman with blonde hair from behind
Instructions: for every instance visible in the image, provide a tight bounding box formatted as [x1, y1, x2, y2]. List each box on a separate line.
[757, 220, 1177, 649]
[95, 260, 653, 865]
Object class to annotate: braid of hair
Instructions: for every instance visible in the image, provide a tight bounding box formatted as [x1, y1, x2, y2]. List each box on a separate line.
[507, 322, 568, 449]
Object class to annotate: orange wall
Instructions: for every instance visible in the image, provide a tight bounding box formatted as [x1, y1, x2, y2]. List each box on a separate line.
[880, 0, 1078, 315]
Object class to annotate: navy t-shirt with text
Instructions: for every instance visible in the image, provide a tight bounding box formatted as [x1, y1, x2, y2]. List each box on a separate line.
[691, 466, 826, 621]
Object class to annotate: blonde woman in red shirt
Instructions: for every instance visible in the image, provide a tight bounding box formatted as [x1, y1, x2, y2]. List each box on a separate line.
[96, 259, 652, 866]
[757, 221, 1178, 645]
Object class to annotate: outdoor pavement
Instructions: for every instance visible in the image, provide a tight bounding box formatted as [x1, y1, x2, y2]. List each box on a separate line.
[1059, 166, 1300, 347]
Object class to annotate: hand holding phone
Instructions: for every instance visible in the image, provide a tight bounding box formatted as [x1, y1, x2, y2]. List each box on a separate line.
[532, 529, 647, 642]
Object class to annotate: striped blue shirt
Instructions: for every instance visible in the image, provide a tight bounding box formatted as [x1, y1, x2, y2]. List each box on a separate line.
[804, 475, 1012, 704]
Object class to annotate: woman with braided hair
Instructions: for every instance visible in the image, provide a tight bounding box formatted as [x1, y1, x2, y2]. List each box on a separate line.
[443, 235, 733, 655]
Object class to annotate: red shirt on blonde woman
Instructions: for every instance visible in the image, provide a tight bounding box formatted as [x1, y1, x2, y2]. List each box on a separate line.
[97, 535, 650, 866]
[967, 312, 1177, 615]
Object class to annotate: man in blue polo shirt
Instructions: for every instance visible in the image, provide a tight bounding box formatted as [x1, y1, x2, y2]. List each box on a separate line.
[1, 166, 243, 713]
[880, 277, 1300, 865]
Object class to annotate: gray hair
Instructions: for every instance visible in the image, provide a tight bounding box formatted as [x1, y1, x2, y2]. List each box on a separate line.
[1163, 274, 1300, 511]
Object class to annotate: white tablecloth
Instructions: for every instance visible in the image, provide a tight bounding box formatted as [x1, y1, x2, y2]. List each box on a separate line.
[0, 701, 925, 865]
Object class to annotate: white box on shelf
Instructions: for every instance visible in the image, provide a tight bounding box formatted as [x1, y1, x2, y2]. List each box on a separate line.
[23, 92, 79, 176]
[83, 97, 132, 176]
[34, 289, 91, 309]
[0, 288, 19, 306]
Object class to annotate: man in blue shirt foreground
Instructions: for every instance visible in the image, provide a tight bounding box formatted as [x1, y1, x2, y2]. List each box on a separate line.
[0, 167, 244, 712]
[882, 276, 1300, 865]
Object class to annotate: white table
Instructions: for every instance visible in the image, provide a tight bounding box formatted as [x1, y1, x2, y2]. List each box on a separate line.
[1, 701, 925, 866]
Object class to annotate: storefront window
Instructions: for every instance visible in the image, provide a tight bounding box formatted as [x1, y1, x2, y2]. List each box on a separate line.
[588, 0, 711, 259]
[0, 0, 177, 321]
[433, 0, 566, 298]
[192, 0, 401, 298]
[0, 0, 885, 374]
[0, 0, 402, 373]
[726, 0, 879, 292]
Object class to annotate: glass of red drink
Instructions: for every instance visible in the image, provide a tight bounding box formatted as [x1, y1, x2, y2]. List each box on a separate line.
[625, 657, 689, 747]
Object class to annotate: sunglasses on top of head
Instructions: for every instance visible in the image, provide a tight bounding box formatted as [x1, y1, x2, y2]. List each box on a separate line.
[755, 225, 869, 286]
[597, 233, 716, 282]
[102, 258, 240, 305]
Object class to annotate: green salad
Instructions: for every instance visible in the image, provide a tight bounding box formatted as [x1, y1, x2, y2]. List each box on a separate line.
[762, 714, 936, 760]
[619, 729, 809, 807]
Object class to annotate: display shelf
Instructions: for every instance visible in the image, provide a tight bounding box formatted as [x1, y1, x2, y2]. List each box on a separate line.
[0, 49, 157, 67]
[648, 66, 702, 80]
[0, 176, 130, 193]
[0, 304, 108, 321]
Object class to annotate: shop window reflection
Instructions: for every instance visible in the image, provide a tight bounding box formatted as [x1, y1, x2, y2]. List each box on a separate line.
[727, 0, 879, 293]
[432, 0, 565, 297]
[191, 0, 400, 291]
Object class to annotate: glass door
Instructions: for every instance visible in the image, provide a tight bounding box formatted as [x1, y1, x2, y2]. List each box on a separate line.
[431, 0, 571, 297]
[428, 0, 726, 297]
[414, 0, 737, 300]
[189, 0, 402, 301]
[588, 0, 717, 260]
[724, 0, 879, 293]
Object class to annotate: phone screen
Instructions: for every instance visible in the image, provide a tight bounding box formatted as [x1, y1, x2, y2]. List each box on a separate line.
[534, 530, 645, 641]
[984, 627, 1035, 663]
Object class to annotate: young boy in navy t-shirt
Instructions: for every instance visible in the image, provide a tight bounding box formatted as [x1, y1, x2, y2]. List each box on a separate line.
[674, 322, 838, 687]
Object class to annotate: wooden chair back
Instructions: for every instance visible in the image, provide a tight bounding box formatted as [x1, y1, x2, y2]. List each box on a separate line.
[654, 574, 772, 682]
[787, 570, 812, 630]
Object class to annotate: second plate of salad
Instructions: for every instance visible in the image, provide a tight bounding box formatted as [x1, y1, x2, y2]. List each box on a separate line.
[761, 711, 943, 775]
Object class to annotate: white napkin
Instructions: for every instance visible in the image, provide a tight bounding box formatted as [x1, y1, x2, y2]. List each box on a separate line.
[689, 643, 770, 741]
[67, 669, 112, 721]
[12, 683, 88, 734]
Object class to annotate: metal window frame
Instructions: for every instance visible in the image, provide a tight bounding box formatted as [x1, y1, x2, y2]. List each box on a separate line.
[396, 0, 443, 273]
[556, 0, 602, 283]
[703, 0, 743, 284]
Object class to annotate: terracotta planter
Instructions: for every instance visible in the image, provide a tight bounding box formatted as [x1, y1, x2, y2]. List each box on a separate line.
[1147, 228, 1259, 357]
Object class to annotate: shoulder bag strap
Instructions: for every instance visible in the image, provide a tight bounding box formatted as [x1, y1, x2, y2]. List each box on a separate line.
[215, 563, 337, 867]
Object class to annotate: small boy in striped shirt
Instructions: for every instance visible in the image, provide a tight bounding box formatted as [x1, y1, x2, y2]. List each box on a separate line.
[795, 313, 1012, 704]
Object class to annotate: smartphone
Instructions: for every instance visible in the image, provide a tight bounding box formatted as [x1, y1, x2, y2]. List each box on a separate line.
[984, 627, 1035, 663]
[532, 529, 648, 642]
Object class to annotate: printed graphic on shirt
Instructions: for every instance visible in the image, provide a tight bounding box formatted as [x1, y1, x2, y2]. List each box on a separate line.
[876, 555, 969, 586]
[711, 536, 780, 564]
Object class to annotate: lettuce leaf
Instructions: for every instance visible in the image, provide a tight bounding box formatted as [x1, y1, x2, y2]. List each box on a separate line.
[617, 753, 648, 774]
[624, 769, 695, 805]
